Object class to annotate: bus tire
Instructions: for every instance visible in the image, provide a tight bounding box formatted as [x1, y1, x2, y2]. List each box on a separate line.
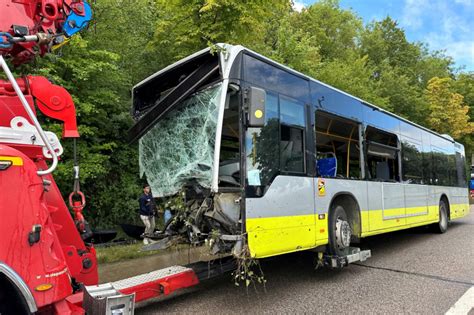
[434, 199, 448, 234]
[328, 204, 352, 256]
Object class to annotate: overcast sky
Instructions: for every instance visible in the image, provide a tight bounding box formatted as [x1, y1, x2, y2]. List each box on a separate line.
[294, 0, 474, 72]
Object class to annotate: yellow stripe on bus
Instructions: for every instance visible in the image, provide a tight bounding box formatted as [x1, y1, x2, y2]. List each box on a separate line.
[246, 214, 328, 258]
[246, 203, 470, 258]
[0, 156, 23, 166]
[450, 203, 471, 219]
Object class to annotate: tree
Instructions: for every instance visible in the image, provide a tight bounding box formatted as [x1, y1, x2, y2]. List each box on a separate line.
[453, 73, 474, 161]
[359, 17, 452, 125]
[22, 37, 143, 228]
[426, 77, 474, 139]
[376, 63, 429, 125]
[294, 0, 362, 61]
[148, 0, 291, 67]
[263, 12, 321, 77]
[360, 17, 421, 75]
[87, 0, 160, 84]
[316, 53, 391, 110]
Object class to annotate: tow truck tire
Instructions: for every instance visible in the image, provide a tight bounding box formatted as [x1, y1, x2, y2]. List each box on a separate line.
[328, 204, 351, 256]
[0, 276, 31, 315]
[434, 199, 448, 234]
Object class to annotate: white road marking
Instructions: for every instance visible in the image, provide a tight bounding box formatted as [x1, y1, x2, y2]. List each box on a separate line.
[445, 286, 474, 315]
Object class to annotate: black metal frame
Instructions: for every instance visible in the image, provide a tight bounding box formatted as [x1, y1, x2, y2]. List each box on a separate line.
[128, 59, 220, 143]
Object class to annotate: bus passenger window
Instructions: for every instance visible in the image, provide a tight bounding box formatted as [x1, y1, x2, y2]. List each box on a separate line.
[315, 111, 360, 179]
[281, 125, 304, 172]
[365, 127, 400, 182]
[280, 96, 305, 173]
[455, 152, 467, 188]
[401, 140, 423, 184]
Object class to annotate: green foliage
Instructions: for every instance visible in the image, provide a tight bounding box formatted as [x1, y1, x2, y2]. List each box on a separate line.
[19, 36, 142, 228]
[316, 54, 391, 110]
[13, 0, 472, 228]
[425, 77, 474, 139]
[294, 0, 362, 61]
[453, 73, 474, 155]
[361, 17, 422, 75]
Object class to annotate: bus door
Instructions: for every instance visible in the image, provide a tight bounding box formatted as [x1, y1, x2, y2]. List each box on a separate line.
[365, 127, 406, 231]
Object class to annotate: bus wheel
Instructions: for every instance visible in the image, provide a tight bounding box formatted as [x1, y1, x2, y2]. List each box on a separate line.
[434, 199, 448, 233]
[328, 204, 352, 256]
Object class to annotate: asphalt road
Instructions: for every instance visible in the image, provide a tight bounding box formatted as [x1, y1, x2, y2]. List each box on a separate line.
[137, 206, 474, 314]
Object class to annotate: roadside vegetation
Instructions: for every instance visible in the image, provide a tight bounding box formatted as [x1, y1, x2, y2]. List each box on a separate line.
[95, 243, 159, 264]
[13, 0, 473, 229]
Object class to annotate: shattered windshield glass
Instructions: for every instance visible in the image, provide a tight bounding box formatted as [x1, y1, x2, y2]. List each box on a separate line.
[139, 83, 223, 197]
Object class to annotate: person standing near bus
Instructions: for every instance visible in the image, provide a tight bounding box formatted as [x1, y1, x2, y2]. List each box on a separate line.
[139, 184, 156, 245]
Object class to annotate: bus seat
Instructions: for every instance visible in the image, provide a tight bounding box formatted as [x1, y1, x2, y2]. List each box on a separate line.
[317, 153, 337, 177]
[376, 161, 390, 180]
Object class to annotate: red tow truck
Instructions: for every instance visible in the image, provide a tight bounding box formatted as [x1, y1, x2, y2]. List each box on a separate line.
[0, 1, 217, 313]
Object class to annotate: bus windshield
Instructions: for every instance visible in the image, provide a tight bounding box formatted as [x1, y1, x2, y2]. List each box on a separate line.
[138, 83, 223, 197]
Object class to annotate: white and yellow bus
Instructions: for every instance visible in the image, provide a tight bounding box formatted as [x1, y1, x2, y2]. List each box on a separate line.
[129, 44, 470, 261]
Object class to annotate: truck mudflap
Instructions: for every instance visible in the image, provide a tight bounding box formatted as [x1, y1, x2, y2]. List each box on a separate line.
[82, 266, 199, 315]
[317, 247, 372, 269]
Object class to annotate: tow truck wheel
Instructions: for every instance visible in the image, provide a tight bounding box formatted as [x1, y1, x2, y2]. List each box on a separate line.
[0, 275, 31, 315]
[434, 199, 448, 234]
[328, 204, 352, 256]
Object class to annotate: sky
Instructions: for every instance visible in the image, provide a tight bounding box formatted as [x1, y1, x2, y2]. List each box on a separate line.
[293, 0, 474, 72]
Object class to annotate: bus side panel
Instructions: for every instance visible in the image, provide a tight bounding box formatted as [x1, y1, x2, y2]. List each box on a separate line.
[404, 184, 432, 225]
[313, 178, 369, 238]
[246, 176, 316, 258]
[366, 182, 406, 231]
[446, 186, 470, 219]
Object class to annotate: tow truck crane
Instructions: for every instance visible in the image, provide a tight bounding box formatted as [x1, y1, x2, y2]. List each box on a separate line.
[0, 1, 213, 314]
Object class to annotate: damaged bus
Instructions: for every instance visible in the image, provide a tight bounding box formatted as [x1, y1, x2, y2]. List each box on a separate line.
[128, 44, 470, 262]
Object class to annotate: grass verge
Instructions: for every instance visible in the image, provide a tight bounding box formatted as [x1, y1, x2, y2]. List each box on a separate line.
[95, 243, 162, 264]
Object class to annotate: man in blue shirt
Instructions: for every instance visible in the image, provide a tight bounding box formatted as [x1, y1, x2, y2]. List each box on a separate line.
[139, 184, 156, 245]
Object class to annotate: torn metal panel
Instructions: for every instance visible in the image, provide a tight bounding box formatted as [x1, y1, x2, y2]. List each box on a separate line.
[139, 84, 223, 197]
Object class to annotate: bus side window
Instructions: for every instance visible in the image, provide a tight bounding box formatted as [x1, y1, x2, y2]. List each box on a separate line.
[315, 111, 360, 179]
[455, 152, 467, 188]
[401, 139, 423, 184]
[280, 96, 305, 173]
[365, 126, 400, 182]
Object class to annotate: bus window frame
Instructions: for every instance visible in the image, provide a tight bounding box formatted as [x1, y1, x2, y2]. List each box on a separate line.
[364, 126, 402, 182]
[314, 109, 363, 180]
[279, 94, 307, 175]
[400, 137, 424, 184]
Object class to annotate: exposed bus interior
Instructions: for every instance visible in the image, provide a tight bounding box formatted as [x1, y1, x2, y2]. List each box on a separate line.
[315, 111, 361, 179]
[131, 52, 243, 255]
[365, 126, 400, 181]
